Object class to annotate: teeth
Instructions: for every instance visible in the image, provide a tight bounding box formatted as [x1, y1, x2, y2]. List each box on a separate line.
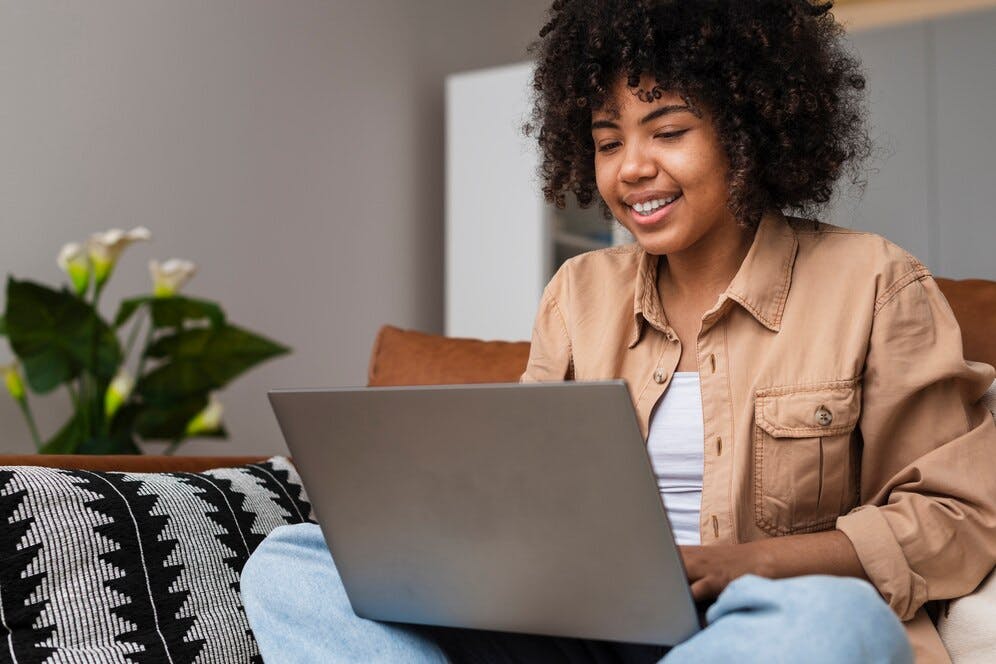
[632, 194, 679, 214]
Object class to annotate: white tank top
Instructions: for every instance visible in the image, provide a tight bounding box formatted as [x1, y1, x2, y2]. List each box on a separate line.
[646, 372, 704, 545]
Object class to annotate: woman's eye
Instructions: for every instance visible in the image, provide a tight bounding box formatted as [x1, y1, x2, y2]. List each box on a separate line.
[597, 141, 621, 153]
[655, 129, 689, 141]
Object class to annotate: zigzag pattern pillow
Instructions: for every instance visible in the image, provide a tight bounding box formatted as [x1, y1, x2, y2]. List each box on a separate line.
[0, 456, 314, 663]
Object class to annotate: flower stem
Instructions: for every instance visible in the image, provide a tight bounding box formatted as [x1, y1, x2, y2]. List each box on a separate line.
[124, 305, 147, 361]
[66, 383, 80, 410]
[92, 280, 105, 310]
[66, 381, 80, 413]
[93, 374, 103, 438]
[17, 399, 43, 451]
[77, 375, 91, 439]
[134, 323, 156, 383]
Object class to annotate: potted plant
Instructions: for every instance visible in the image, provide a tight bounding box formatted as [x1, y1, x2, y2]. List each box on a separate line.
[1, 227, 289, 454]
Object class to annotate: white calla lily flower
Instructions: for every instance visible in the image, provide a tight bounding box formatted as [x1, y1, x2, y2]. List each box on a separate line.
[104, 369, 134, 420]
[57, 242, 90, 296]
[185, 395, 224, 436]
[149, 259, 197, 297]
[87, 226, 152, 286]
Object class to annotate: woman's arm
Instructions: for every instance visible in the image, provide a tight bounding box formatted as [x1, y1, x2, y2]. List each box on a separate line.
[685, 274, 996, 612]
[833, 275, 996, 620]
[519, 269, 573, 384]
[680, 531, 866, 601]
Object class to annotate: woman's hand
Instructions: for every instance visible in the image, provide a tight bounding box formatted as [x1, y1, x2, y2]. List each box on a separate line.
[680, 542, 775, 601]
[679, 530, 868, 602]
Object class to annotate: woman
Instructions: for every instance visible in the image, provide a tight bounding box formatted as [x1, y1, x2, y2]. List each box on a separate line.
[242, 1, 996, 662]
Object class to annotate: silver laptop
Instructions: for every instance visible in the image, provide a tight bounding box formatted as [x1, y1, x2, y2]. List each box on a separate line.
[268, 380, 700, 646]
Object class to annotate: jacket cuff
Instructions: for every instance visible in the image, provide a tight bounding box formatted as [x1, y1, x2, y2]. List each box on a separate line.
[836, 506, 928, 621]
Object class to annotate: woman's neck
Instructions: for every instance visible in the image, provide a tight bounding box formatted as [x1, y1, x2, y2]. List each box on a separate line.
[658, 218, 756, 304]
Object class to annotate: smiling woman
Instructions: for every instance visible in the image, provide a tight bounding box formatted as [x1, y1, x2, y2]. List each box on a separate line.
[239, 2, 996, 662]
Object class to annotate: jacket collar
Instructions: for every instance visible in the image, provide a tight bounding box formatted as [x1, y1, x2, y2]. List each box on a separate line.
[628, 211, 799, 348]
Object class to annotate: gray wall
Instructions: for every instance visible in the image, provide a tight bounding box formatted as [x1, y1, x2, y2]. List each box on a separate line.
[0, 0, 548, 455]
[829, 8, 996, 280]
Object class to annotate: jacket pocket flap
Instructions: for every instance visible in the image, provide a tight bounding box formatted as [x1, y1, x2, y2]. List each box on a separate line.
[755, 380, 861, 438]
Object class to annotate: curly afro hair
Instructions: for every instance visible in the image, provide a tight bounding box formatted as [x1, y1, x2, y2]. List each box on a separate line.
[528, 0, 871, 226]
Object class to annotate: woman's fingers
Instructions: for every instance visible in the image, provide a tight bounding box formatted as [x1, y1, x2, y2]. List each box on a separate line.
[683, 546, 731, 601]
[690, 577, 722, 602]
[679, 545, 703, 577]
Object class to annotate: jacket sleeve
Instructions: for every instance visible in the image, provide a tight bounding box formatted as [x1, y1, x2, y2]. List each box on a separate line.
[836, 273, 996, 621]
[519, 277, 573, 384]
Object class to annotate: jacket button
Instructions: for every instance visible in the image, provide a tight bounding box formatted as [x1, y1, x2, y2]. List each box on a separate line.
[815, 406, 833, 426]
[653, 369, 667, 384]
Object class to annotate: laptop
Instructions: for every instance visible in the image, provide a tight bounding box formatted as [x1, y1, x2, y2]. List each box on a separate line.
[268, 380, 700, 646]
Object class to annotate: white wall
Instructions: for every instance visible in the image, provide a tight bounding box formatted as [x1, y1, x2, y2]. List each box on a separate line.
[0, 0, 548, 456]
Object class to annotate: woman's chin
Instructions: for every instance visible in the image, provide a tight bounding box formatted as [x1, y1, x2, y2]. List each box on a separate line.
[627, 226, 694, 257]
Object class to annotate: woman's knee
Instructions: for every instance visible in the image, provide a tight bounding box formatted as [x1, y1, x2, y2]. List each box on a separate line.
[742, 575, 901, 632]
[241, 523, 449, 663]
[715, 573, 891, 619]
[667, 575, 912, 664]
[244, 523, 327, 578]
[242, 523, 350, 619]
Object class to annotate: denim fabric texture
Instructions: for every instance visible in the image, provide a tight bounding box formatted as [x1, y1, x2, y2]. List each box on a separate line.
[242, 523, 913, 664]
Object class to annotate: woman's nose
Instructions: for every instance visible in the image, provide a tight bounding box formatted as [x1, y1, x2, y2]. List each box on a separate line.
[618, 142, 657, 183]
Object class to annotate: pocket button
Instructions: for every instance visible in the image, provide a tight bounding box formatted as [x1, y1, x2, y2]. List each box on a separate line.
[815, 405, 833, 427]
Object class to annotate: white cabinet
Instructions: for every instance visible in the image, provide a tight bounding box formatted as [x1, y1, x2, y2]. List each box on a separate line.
[445, 62, 629, 341]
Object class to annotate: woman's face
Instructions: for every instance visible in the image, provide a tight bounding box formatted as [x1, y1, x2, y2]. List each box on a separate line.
[592, 76, 736, 256]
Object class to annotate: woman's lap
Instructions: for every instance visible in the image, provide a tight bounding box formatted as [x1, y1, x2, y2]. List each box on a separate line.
[241, 523, 912, 664]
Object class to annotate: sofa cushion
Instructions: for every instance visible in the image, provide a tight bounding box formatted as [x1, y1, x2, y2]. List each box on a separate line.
[935, 278, 996, 369]
[938, 568, 996, 664]
[0, 456, 313, 663]
[367, 324, 531, 386]
[935, 378, 996, 662]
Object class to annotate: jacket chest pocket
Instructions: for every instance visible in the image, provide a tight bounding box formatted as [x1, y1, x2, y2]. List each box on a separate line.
[753, 379, 861, 536]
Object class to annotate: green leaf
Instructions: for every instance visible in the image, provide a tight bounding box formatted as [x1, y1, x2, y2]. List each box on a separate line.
[40, 413, 87, 454]
[138, 324, 288, 403]
[132, 395, 208, 440]
[0, 314, 6, 336]
[114, 297, 148, 328]
[5, 278, 122, 392]
[114, 296, 225, 330]
[151, 296, 225, 329]
[21, 354, 74, 392]
[78, 433, 141, 455]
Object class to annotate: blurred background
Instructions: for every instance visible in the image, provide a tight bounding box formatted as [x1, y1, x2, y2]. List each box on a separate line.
[2, 0, 994, 457]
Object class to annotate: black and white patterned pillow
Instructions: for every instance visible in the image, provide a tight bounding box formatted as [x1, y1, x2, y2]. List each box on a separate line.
[0, 456, 314, 663]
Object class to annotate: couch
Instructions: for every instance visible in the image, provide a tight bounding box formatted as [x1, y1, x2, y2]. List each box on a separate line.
[1, 276, 993, 662]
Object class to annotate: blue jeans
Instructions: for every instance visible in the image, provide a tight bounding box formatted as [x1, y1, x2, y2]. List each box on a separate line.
[242, 523, 913, 663]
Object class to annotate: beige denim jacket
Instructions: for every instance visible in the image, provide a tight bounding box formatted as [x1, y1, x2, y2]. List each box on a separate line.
[520, 212, 996, 662]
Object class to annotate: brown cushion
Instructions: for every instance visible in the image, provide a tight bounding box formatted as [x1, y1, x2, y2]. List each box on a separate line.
[0, 455, 266, 472]
[936, 278, 996, 369]
[367, 325, 531, 387]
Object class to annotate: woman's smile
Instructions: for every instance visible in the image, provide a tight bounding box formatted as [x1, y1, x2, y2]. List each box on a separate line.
[625, 191, 683, 226]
